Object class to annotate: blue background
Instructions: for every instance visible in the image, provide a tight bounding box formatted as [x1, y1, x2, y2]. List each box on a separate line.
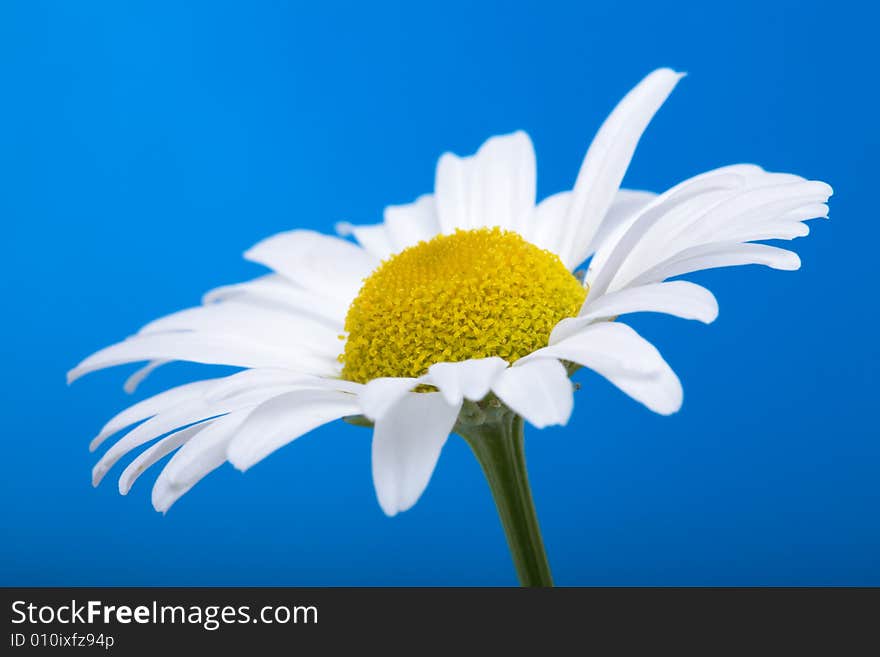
[2, 0, 877, 586]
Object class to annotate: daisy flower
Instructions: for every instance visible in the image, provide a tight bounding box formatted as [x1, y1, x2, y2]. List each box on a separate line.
[69, 68, 831, 586]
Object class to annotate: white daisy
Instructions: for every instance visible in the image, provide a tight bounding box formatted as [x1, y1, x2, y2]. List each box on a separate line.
[70, 68, 830, 584]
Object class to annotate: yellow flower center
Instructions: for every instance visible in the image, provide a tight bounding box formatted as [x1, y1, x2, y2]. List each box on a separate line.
[340, 227, 586, 383]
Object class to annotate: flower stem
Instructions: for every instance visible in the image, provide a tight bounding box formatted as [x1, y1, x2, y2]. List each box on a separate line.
[458, 410, 554, 587]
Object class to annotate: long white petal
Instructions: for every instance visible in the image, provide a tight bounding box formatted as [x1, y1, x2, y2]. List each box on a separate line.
[371, 391, 461, 516]
[203, 274, 346, 326]
[551, 281, 718, 343]
[585, 277, 718, 325]
[528, 191, 571, 255]
[123, 360, 168, 393]
[526, 322, 682, 415]
[435, 131, 536, 234]
[384, 194, 442, 252]
[244, 229, 377, 303]
[92, 385, 301, 486]
[629, 242, 801, 288]
[591, 170, 830, 294]
[227, 389, 359, 471]
[119, 422, 207, 495]
[662, 181, 831, 253]
[68, 332, 339, 384]
[137, 301, 342, 360]
[586, 165, 766, 297]
[91, 379, 219, 450]
[529, 188, 656, 267]
[581, 189, 657, 263]
[426, 357, 509, 406]
[493, 359, 573, 428]
[151, 412, 248, 513]
[559, 69, 684, 267]
[204, 368, 358, 402]
[335, 221, 396, 261]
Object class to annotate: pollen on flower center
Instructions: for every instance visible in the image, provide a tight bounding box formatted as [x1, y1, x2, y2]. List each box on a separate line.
[340, 227, 586, 383]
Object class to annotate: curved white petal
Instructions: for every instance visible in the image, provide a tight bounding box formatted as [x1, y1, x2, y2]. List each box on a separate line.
[371, 391, 461, 516]
[118, 423, 206, 495]
[435, 131, 536, 234]
[582, 189, 657, 262]
[244, 229, 377, 303]
[384, 194, 442, 252]
[92, 385, 303, 486]
[529, 188, 656, 267]
[528, 191, 571, 255]
[526, 322, 682, 415]
[215, 369, 358, 399]
[227, 388, 359, 471]
[68, 332, 339, 384]
[91, 379, 219, 450]
[559, 68, 684, 267]
[716, 220, 811, 243]
[589, 168, 830, 295]
[359, 376, 423, 421]
[493, 359, 573, 428]
[586, 164, 767, 297]
[152, 412, 249, 513]
[335, 221, 396, 261]
[629, 242, 801, 288]
[123, 360, 168, 393]
[203, 274, 347, 326]
[552, 281, 718, 343]
[137, 301, 342, 360]
[426, 357, 509, 406]
[658, 181, 831, 255]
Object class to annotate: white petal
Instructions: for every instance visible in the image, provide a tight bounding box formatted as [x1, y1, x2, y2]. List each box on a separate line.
[586, 164, 767, 297]
[529, 188, 655, 266]
[152, 412, 248, 513]
[493, 359, 573, 428]
[528, 191, 571, 255]
[551, 281, 718, 343]
[583, 189, 657, 261]
[359, 377, 423, 421]
[372, 391, 461, 516]
[435, 131, 537, 234]
[137, 301, 342, 360]
[119, 422, 206, 495]
[559, 69, 684, 267]
[204, 368, 358, 401]
[162, 413, 245, 487]
[383, 194, 441, 251]
[123, 360, 168, 393]
[616, 182, 827, 283]
[662, 180, 831, 253]
[777, 202, 829, 223]
[335, 221, 395, 261]
[92, 385, 302, 486]
[426, 357, 509, 406]
[629, 242, 801, 288]
[590, 169, 830, 294]
[526, 322, 682, 415]
[68, 331, 339, 384]
[91, 379, 219, 451]
[203, 274, 347, 326]
[244, 229, 377, 303]
[227, 388, 359, 471]
[715, 220, 811, 243]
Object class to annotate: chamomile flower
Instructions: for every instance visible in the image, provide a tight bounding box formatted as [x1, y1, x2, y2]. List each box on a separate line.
[70, 69, 830, 585]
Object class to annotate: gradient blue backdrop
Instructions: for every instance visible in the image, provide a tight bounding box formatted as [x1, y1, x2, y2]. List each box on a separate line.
[2, 0, 877, 585]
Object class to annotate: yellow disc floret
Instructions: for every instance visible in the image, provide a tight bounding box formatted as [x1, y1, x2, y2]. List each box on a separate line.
[340, 227, 586, 383]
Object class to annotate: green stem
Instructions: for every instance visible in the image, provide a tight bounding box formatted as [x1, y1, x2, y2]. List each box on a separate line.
[458, 410, 554, 587]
